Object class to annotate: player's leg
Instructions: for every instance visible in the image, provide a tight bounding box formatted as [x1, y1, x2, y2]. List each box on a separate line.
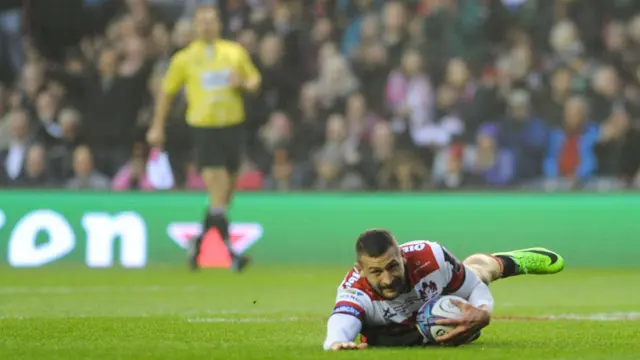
[464, 248, 565, 285]
[463, 254, 502, 285]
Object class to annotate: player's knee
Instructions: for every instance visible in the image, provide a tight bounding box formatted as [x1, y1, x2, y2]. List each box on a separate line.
[463, 254, 491, 267]
[463, 254, 499, 285]
[467, 264, 491, 285]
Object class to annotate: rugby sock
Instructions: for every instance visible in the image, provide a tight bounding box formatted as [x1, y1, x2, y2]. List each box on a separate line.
[205, 207, 238, 260]
[495, 255, 519, 278]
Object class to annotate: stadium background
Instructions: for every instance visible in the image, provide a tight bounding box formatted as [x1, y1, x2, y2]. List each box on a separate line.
[1, 0, 639, 268]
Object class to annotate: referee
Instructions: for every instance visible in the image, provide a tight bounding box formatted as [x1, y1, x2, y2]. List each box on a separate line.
[147, 5, 261, 272]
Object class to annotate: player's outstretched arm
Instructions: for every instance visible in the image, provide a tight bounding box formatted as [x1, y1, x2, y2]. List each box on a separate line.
[323, 314, 366, 351]
[323, 285, 373, 351]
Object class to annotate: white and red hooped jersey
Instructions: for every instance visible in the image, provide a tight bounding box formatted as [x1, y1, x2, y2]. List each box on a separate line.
[331, 240, 467, 346]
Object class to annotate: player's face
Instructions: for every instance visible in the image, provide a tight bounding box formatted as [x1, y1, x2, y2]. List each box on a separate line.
[195, 7, 220, 41]
[360, 247, 406, 300]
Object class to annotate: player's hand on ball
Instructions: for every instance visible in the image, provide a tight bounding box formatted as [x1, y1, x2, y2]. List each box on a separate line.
[435, 300, 490, 344]
[329, 341, 368, 351]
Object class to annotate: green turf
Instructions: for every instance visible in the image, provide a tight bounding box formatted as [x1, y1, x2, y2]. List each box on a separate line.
[0, 267, 638, 359]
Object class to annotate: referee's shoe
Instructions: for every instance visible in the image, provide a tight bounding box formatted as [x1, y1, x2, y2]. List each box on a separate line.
[187, 236, 250, 272]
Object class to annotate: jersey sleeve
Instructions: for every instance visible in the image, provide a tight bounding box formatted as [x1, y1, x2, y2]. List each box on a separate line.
[323, 314, 362, 350]
[162, 52, 187, 95]
[324, 287, 372, 350]
[441, 245, 466, 293]
[236, 46, 261, 85]
[331, 287, 372, 321]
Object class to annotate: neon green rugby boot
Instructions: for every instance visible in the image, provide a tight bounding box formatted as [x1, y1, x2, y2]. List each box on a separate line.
[492, 248, 565, 276]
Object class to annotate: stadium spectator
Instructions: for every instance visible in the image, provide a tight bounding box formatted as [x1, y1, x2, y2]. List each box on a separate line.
[345, 92, 379, 148]
[0, 5, 21, 85]
[351, 41, 390, 116]
[1, 110, 33, 184]
[498, 89, 549, 184]
[50, 45, 151, 177]
[543, 96, 599, 190]
[112, 141, 154, 191]
[314, 54, 359, 114]
[356, 121, 397, 189]
[67, 145, 110, 190]
[254, 111, 294, 190]
[463, 123, 515, 187]
[386, 48, 436, 148]
[593, 108, 640, 189]
[255, 33, 298, 118]
[10, 144, 54, 188]
[380, 1, 408, 68]
[378, 150, 429, 191]
[431, 141, 465, 190]
[314, 113, 362, 190]
[537, 67, 574, 127]
[0, 90, 14, 150]
[17, 62, 46, 111]
[48, 107, 84, 182]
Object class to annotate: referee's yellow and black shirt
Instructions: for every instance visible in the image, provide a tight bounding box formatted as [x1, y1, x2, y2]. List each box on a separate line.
[162, 39, 261, 128]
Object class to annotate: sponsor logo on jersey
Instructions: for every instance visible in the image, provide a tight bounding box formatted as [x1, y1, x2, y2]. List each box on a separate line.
[401, 242, 426, 253]
[344, 270, 361, 288]
[413, 261, 433, 273]
[343, 288, 364, 296]
[418, 280, 439, 301]
[337, 293, 362, 303]
[383, 307, 398, 319]
[333, 305, 361, 317]
[382, 294, 423, 320]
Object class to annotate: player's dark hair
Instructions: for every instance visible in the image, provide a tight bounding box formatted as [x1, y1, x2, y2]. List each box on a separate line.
[355, 229, 397, 259]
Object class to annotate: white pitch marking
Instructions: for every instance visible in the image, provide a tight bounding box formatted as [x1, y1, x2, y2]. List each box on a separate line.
[494, 312, 640, 321]
[185, 312, 640, 324]
[0, 285, 210, 295]
[538, 312, 640, 321]
[186, 317, 307, 323]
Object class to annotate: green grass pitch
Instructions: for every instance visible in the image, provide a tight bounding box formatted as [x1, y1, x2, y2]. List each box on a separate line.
[1, 267, 639, 359]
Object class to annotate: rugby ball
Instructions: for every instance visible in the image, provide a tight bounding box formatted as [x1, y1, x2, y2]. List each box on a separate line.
[416, 295, 467, 343]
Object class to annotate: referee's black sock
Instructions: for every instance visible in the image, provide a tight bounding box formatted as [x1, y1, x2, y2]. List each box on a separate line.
[204, 207, 238, 260]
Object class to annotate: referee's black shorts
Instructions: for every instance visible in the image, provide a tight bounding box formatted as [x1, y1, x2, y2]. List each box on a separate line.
[191, 122, 246, 173]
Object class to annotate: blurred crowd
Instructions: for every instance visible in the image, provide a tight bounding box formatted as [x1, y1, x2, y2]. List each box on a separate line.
[1, 0, 640, 191]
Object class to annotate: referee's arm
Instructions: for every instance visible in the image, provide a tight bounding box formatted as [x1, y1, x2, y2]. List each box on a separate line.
[236, 47, 261, 93]
[149, 53, 186, 143]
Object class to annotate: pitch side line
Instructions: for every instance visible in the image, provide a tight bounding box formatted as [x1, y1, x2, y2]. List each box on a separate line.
[493, 313, 640, 321]
[185, 313, 640, 323]
[1, 313, 639, 321]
